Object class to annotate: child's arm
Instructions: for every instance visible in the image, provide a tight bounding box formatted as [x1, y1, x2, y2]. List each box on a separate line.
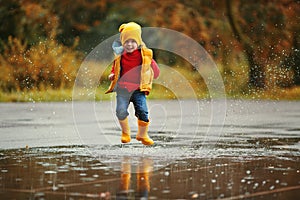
[108, 73, 115, 81]
[151, 59, 160, 79]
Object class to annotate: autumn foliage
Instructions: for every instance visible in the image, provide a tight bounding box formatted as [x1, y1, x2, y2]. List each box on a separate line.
[0, 0, 299, 100]
[0, 0, 82, 92]
[0, 37, 81, 92]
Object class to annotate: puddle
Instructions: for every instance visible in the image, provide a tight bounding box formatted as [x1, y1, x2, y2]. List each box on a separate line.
[1, 100, 300, 199]
[0, 146, 299, 199]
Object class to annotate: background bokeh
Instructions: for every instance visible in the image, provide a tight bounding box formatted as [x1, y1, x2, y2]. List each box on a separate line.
[0, 0, 299, 101]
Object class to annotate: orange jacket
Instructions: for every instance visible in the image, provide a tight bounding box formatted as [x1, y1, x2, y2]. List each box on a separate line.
[105, 46, 158, 94]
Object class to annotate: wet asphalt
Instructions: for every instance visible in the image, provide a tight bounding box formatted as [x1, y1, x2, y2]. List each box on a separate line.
[0, 99, 299, 199]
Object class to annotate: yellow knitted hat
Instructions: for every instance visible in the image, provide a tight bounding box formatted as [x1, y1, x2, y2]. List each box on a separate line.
[119, 22, 142, 46]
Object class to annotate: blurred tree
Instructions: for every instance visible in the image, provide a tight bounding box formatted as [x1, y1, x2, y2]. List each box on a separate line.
[0, 0, 59, 48]
[127, 0, 211, 68]
[225, 0, 299, 89]
[292, 37, 300, 85]
[279, 0, 300, 86]
[50, 0, 113, 50]
[78, 4, 142, 53]
[0, 0, 82, 92]
[226, 0, 266, 88]
[0, 1, 22, 51]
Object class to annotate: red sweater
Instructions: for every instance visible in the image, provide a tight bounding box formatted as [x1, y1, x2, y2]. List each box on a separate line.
[111, 49, 160, 92]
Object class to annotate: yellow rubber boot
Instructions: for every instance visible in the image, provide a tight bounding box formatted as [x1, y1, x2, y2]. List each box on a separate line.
[136, 120, 154, 146]
[119, 118, 131, 143]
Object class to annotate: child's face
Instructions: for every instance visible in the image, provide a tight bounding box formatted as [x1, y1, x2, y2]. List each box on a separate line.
[123, 39, 138, 53]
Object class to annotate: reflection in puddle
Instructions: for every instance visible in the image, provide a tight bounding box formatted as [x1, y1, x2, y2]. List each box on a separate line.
[117, 157, 153, 199]
[0, 146, 299, 199]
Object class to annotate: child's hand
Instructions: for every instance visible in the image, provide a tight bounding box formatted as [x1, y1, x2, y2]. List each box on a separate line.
[108, 73, 115, 81]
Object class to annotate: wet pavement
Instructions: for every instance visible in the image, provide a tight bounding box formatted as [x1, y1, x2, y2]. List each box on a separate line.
[0, 100, 300, 199]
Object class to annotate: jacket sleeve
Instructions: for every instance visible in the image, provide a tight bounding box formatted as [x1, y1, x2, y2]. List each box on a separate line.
[151, 59, 160, 79]
[110, 61, 115, 75]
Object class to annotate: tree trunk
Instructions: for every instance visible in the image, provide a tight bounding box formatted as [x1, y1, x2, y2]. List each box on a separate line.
[225, 0, 265, 88]
[292, 36, 300, 85]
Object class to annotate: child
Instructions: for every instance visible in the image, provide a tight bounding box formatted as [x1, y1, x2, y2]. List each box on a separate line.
[105, 22, 160, 146]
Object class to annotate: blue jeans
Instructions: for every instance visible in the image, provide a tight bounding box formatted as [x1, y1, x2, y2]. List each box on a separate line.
[116, 88, 149, 122]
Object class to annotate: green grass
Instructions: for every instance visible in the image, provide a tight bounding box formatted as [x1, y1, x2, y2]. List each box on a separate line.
[1, 61, 300, 102]
[1, 84, 299, 103]
[0, 89, 74, 102]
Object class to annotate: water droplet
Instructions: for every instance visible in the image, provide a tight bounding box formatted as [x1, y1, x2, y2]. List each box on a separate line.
[34, 192, 45, 198]
[86, 193, 99, 198]
[162, 189, 170, 194]
[280, 182, 288, 186]
[44, 171, 57, 174]
[191, 193, 199, 198]
[52, 186, 59, 191]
